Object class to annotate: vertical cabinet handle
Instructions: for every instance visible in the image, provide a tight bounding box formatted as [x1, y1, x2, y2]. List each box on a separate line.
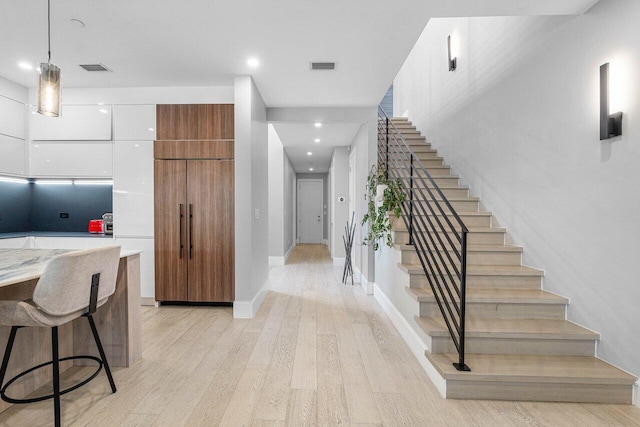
[179, 204, 184, 259]
[189, 204, 193, 259]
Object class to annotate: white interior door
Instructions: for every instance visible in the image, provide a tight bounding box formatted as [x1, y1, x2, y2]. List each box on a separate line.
[298, 180, 323, 244]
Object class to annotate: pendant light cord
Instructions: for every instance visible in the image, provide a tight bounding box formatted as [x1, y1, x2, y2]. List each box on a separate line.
[47, 0, 51, 63]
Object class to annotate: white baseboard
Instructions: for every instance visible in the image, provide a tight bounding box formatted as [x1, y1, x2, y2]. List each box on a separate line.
[269, 256, 285, 266]
[333, 257, 345, 267]
[284, 243, 295, 263]
[373, 282, 447, 398]
[322, 239, 328, 245]
[353, 266, 374, 295]
[233, 279, 270, 319]
[140, 297, 156, 306]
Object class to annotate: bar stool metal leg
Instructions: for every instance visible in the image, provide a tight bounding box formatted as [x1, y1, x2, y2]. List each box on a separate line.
[51, 326, 61, 427]
[0, 326, 19, 390]
[87, 315, 117, 393]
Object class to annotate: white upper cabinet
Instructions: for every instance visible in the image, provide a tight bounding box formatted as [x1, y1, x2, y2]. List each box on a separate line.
[113, 105, 156, 140]
[30, 141, 113, 177]
[0, 96, 25, 140]
[0, 135, 26, 175]
[29, 105, 112, 141]
[113, 140, 154, 237]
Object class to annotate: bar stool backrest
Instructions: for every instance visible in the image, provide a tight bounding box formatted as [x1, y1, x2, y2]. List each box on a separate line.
[33, 246, 121, 316]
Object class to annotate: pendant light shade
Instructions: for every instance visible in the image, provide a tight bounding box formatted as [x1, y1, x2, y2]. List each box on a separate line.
[37, 0, 61, 117]
[37, 62, 61, 117]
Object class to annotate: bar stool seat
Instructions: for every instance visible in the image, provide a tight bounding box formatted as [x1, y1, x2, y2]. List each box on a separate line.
[0, 246, 121, 427]
[0, 297, 108, 328]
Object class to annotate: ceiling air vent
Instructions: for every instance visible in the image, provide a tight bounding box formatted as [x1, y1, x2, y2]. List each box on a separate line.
[310, 62, 336, 71]
[79, 63, 111, 72]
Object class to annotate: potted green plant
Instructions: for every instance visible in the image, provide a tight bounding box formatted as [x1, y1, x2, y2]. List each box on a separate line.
[361, 165, 405, 250]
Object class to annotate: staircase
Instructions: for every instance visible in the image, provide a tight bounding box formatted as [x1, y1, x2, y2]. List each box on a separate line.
[385, 116, 638, 404]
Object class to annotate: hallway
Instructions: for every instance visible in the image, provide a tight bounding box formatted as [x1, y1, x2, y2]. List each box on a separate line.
[0, 244, 638, 426]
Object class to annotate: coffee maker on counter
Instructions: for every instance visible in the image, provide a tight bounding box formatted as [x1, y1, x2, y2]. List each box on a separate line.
[102, 213, 113, 235]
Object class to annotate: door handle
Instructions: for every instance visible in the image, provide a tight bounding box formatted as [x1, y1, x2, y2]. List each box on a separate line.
[189, 204, 193, 259]
[179, 204, 184, 259]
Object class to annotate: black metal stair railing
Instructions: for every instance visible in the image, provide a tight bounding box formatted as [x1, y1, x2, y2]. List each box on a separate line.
[377, 106, 470, 371]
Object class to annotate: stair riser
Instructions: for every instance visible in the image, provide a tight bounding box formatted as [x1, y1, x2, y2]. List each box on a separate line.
[401, 250, 522, 266]
[390, 197, 478, 212]
[409, 274, 542, 290]
[406, 145, 433, 152]
[419, 302, 565, 320]
[390, 213, 491, 228]
[394, 230, 504, 246]
[414, 152, 441, 160]
[430, 337, 596, 356]
[445, 382, 634, 404]
[391, 167, 452, 177]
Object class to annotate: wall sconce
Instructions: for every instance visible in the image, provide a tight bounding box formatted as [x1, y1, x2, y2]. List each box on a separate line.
[600, 62, 622, 140]
[447, 35, 457, 72]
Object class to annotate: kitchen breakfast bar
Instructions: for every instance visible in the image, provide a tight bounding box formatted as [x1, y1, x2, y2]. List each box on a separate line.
[0, 248, 142, 413]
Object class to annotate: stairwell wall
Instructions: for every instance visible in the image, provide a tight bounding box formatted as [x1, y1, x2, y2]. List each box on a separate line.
[393, 0, 640, 377]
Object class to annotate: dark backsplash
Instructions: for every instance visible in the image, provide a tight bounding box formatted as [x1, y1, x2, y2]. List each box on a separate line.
[0, 182, 112, 233]
[0, 182, 31, 232]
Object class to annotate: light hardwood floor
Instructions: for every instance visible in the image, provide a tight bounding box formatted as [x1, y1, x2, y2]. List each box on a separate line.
[0, 244, 639, 426]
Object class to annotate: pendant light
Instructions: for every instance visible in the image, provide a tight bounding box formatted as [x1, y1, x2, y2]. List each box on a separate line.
[37, 0, 61, 117]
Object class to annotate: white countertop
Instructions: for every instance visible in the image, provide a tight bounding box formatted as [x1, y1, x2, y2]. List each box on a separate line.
[0, 248, 141, 288]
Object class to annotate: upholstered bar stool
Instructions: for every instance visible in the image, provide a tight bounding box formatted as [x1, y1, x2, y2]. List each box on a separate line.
[0, 246, 121, 427]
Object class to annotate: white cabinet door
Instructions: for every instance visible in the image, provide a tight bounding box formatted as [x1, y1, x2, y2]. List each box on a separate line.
[30, 105, 112, 141]
[0, 96, 25, 139]
[30, 141, 113, 177]
[32, 236, 115, 249]
[114, 105, 156, 141]
[0, 135, 26, 175]
[0, 238, 30, 248]
[113, 140, 154, 237]
[115, 238, 155, 299]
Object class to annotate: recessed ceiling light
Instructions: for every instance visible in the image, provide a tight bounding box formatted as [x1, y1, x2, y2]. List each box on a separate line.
[307, 152, 312, 156]
[314, 138, 320, 143]
[247, 57, 260, 68]
[98, 102, 104, 105]
[314, 122, 322, 128]
[99, 108, 108, 114]
[18, 62, 33, 70]
[148, 127, 154, 131]
[309, 168, 314, 171]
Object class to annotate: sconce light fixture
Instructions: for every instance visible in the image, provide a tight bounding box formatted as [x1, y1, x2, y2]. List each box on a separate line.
[447, 35, 457, 72]
[600, 62, 622, 140]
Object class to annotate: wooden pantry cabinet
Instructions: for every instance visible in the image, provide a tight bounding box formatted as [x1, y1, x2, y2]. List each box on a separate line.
[154, 104, 234, 303]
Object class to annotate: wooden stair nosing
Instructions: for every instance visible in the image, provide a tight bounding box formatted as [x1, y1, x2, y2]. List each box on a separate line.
[425, 353, 638, 385]
[397, 263, 544, 277]
[405, 286, 568, 305]
[414, 315, 600, 341]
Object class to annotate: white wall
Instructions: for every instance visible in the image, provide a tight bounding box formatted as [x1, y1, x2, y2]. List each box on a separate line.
[330, 147, 350, 260]
[268, 124, 285, 261]
[0, 76, 27, 176]
[283, 150, 296, 255]
[234, 76, 269, 317]
[267, 124, 296, 264]
[394, 0, 640, 377]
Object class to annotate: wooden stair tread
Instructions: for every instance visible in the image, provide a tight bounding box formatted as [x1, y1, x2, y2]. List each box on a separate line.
[394, 226, 505, 233]
[398, 263, 544, 276]
[393, 243, 523, 253]
[389, 210, 491, 217]
[415, 316, 599, 339]
[407, 287, 567, 304]
[427, 353, 637, 385]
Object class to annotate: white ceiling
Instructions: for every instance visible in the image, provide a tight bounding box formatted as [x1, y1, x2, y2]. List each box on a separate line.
[0, 0, 597, 108]
[273, 123, 362, 173]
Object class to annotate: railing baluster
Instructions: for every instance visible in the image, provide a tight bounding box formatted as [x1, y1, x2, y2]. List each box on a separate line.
[377, 107, 470, 372]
